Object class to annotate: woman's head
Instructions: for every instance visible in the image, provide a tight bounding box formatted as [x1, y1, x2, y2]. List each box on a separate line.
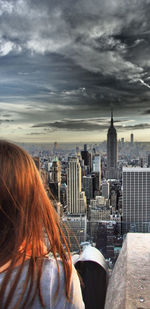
[0, 140, 72, 308]
[0, 140, 46, 262]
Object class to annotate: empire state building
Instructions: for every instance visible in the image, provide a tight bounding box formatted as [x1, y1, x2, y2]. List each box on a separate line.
[107, 112, 118, 179]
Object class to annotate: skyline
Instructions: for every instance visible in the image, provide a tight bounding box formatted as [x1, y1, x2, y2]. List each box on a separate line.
[0, 0, 150, 142]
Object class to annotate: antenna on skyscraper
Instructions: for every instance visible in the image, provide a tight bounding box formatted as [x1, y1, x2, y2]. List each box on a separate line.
[111, 108, 113, 126]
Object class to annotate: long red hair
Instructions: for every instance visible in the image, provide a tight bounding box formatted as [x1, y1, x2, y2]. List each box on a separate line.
[0, 140, 72, 308]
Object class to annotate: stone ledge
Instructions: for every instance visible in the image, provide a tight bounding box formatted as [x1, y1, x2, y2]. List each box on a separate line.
[105, 233, 150, 309]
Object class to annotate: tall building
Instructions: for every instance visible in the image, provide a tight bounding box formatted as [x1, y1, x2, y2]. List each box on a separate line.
[50, 159, 61, 183]
[130, 133, 134, 145]
[93, 154, 101, 173]
[81, 144, 91, 174]
[122, 167, 150, 233]
[102, 181, 110, 199]
[92, 154, 101, 193]
[63, 214, 87, 251]
[67, 156, 85, 214]
[121, 137, 124, 145]
[83, 176, 94, 204]
[49, 159, 61, 202]
[107, 111, 118, 179]
[79, 192, 87, 213]
[147, 154, 150, 167]
[60, 183, 67, 209]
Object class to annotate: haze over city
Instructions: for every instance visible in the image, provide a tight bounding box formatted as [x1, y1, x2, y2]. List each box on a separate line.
[0, 0, 150, 142]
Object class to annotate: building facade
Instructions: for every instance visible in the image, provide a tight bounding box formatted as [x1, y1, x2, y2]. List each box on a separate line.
[122, 167, 150, 233]
[49, 159, 61, 202]
[83, 175, 94, 204]
[67, 156, 82, 214]
[102, 181, 110, 199]
[81, 144, 91, 174]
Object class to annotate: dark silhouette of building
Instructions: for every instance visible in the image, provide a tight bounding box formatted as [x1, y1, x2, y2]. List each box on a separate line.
[49, 159, 61, 202]
[130, 133, 134, 145]
[107, 111, 118, 179]
[148, 154, 150, 167]
[81, 144, 91, 174]
[83, 176, 94, 204]
[60, 183, 67, 209]
[92, 172, 101, 196]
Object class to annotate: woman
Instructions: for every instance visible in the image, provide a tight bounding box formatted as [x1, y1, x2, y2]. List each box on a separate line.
[0, 140, 84, 309]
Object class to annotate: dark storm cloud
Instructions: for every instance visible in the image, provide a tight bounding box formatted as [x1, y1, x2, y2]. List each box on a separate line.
[120, 123, 150, 131]
[0, 119, 14, 123]
[33, 118, 109, 131]
[0, 0, 150, 126]
[142, 109, 150, 115]
[33, 117, 149, 132]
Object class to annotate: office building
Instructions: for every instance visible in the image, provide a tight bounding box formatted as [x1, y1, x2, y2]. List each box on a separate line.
[93, 154, 101, 173]
[83, 176, 94, 204]
[102, 181, 110, 199]
[49, 159, 61, 202]
[130, 133, 134, 145]
[81, 144, 91, 173]
[60, 183, 67, 208]
[67, 156, 86, 214]
[107, 112, 118, 179]
[80, 191, 87, 213]
[50, 159, 61, 183]
[122, 167, 150, 233]
[93, 154, 101, 189]
[63, 214, 87, 251]
[148, 154, 150, 167]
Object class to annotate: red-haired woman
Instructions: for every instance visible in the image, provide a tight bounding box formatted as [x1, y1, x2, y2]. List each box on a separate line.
[0, 140, 84, 309]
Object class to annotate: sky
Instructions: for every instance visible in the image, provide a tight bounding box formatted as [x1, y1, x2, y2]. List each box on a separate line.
[0, 0, 150, 143]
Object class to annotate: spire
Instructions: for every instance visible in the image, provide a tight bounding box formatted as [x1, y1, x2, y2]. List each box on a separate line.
[111, 109, 113, 126]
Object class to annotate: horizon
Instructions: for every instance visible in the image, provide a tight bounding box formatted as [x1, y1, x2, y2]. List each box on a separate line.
[15, 140, 150, 145]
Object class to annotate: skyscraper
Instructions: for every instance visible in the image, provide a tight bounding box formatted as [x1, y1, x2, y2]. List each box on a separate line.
[107, 111, 118, 179]
[102, 181, 110, 199]
[130, 133, 134, 145]
[81, 144, 91, 174]
[147, 154, 150, 167]
[83, 175, 94, 204]
[92, 154, 101, 195]
[67, 156, 86, 214]
[49, 159, 61, 202]
[122, 167, 150, 233]
[92, 154, 101, 174]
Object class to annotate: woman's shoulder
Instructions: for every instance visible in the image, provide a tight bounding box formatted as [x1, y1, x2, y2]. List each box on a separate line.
[41, 257, 78, 290]
[41, 257, 85, 309]
[42, 256, 81, 284]
[41, 257, 65, 283]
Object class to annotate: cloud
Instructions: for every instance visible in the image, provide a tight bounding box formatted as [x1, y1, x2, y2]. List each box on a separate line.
[32, 118, 150, 132]
[0, 0, 150, 142]
[27, 132, 45, 135]
[0, 119, 14, 123]
[33, 118, 108, 131]
[142, 109, 150, 115]
[138, 79, 150, 89]
[0, 39, 21, 56]
[119, 123, 150, 131]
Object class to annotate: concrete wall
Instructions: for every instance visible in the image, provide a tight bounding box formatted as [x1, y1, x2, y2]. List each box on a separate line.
[105, 233, 150, 309]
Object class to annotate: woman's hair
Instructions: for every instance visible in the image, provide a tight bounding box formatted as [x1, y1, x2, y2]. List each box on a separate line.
[0, 140, 72, 308]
